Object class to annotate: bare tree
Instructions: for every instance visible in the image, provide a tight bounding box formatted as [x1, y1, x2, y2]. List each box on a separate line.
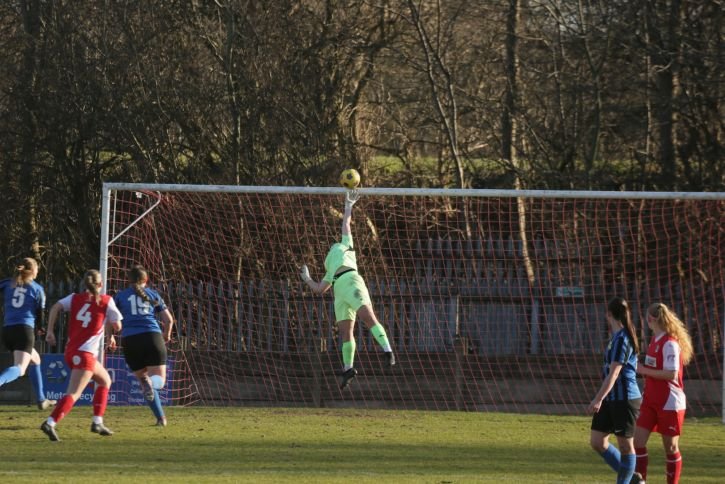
[644, 0, 680, 188]
[17, 0, 43, 262]
[403, 0, 466, 189]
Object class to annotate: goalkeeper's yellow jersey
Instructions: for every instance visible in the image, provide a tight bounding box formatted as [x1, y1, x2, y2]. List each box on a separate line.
[322, 234, 357, 284]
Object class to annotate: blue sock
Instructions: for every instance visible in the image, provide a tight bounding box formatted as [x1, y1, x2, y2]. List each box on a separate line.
[617, 453, 635, 484]
[148, 389, 164, 419]
[150, 375, 164, 390]
[0, 365, 22, 387]
[28, 364, 46, 402]
[600, 445, 621, 473]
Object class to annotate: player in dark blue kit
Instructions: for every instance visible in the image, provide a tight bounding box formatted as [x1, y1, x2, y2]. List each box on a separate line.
[113, 265, 174, 426]
[0, 258, 56, 410]
[588, 297, 643, 484]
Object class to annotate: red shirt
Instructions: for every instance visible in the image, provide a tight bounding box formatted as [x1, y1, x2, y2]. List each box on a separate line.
[642, 333, 686, 411]
[58, 293, 122, 358]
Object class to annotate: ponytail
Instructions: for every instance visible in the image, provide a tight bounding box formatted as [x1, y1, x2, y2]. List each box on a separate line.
[84, 269, 102, 304]
[129, 264, 159, 307]
[14, 258, 38, 287]
[608, 297, 639, 354]
[134, 282, 151, 304]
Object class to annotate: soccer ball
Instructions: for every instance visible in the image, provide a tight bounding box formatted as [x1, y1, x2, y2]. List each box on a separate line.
[339, 169, 361, 189]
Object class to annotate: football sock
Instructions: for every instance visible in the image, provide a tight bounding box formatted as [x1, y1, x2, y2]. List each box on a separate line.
[27, 363, 46, 402]
[635, 447, 648, 479]
[149, 389, 164, 418]
[666, 452, 682, 484]
[617, 453, 636, 484]
[600, 445, 621, 473]
[93, 385, 109, 417]
[342, 340, 356, 370]
[148, 389, 164, 419]
[150, 375, 165, 390]
[50, 395, 75, 424]
[370, 324, 392, 352]
[0, 365, 22, 386]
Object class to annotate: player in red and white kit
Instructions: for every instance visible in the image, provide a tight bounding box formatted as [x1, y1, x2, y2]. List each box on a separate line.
[633, 303, 693, 484]
[40, 270, 122, 441]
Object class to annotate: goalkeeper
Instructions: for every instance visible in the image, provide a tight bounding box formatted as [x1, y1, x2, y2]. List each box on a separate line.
[300, 190, 395, 389]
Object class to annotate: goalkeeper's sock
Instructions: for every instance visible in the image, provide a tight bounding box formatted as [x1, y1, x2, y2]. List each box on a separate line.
[0, 365, 22, 386]
[600, 445, 621, 473]
[148, 389, 164, 419]
[616, 453, 635, 484]
[28, 363, 46, 402]
[342, 339, 356, 370]
[370, 324, 392, 352]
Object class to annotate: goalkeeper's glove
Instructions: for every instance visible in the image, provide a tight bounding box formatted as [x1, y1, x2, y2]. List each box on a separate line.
[345, 189, 360, 209]
[300, 264, 312, 283]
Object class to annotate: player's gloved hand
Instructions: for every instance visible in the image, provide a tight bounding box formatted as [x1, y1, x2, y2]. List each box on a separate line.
[345, 189, 360, 208]
[300, 264, 312, 283]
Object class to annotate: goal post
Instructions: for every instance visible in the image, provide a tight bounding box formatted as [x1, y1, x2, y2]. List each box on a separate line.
[100, 183, 724, 417]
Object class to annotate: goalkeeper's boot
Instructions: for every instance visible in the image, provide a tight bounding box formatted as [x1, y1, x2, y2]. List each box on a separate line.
[37, 399, 57, 410]
[140, 375, 155, 402]
[40, 421, 60, 442]
[385, 351, 396, 367]
[156, 416, 168, 427]
[90, 422, 114, 436]
[340, 368, 357, 389]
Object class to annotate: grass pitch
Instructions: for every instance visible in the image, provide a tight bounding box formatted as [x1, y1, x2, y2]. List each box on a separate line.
[0, 405, 723, 483]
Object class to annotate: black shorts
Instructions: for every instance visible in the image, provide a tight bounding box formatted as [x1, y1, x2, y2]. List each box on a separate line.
[2, 324, 35, 354]
[122, 332, 167, 371]
[591, 398, 641, 438]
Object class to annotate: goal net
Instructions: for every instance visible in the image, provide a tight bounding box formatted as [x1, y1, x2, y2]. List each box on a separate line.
[100, 184, 724, 416]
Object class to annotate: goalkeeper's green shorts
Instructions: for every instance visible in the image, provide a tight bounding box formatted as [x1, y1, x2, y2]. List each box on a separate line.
[333, 271, 371, 322]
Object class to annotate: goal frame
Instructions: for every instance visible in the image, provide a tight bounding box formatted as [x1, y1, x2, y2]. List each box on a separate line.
[100, 182, 724, 420]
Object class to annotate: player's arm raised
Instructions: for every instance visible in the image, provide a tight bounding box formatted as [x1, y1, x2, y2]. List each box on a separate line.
[300, 264, 331, 295]
[341, 189, 359, 236]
